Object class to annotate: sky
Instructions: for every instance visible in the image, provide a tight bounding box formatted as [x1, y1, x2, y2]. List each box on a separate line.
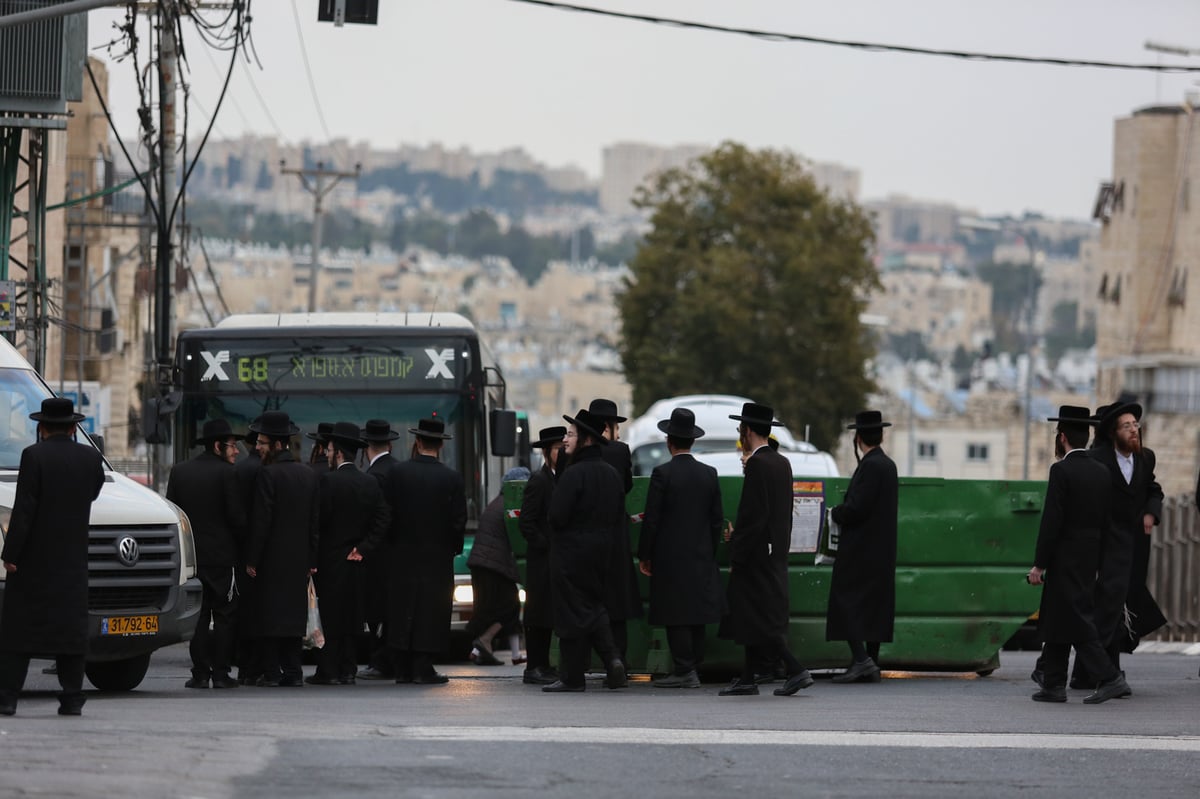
[85, 0, 1200, 219]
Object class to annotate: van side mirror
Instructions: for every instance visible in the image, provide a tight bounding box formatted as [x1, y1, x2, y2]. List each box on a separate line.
[90, 433, 106, 455]
[489, 409, 517, 457]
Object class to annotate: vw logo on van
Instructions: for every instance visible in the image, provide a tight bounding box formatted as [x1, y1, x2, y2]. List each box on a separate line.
[116, 536, 140, 567]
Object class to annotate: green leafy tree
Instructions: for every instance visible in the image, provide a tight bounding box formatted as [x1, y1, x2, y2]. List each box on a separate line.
[618, 143, 879, 451]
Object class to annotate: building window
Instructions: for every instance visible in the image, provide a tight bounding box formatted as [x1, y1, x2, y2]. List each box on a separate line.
[917, 441, 937, 460]
[967, 443, 990, 462]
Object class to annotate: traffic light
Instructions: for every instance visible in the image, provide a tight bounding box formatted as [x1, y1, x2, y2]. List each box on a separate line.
[317, 0, 378, 25]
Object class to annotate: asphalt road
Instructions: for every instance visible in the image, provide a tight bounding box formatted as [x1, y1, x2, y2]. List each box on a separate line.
[1, 645, 1198, 798]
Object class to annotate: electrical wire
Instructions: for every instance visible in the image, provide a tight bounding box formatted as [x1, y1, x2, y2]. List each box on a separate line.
[289, 0, 334, 143]
[239, 57, 287, 141]
[504, 0, 1200, 73]
[84, 59, 161, 225]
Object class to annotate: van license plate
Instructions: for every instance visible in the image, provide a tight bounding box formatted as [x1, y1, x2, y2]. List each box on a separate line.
[101, 615, 159, 635]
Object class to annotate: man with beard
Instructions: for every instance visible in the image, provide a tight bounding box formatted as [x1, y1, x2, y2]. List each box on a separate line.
[356, 419, 401, 681]
[244, 411, 321, 687]
[518, 426, 566, 685]
[719, 402, 813, 698]
[826, 410, 898, 684]
[1027, 406, 1129, 704]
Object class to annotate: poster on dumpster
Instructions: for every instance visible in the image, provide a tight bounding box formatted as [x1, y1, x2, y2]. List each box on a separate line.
[790, 480, 825, 553]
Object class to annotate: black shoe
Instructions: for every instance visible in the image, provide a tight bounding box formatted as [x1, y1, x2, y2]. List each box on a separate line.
[831, 659, 881, 684]
[471, 640, 504, 666]
[338, 675, 356, 685]
[523, 666, 558, 685]
[605, 658, 628, 689]
[357, 666, 394, 681]
[1032, 686, 1067, 703]
[718, 678, 760, 696]
[413, 671, 449, 685]
[1083, 674, 1131, 704]
[255, 676, 282, 687]
[304, 674, 340, 686]
[57, 703, 84, 716]
[184, 677, 210, 689]
[1030, 669, 1045, 689]
[774, 669, 815, 696]
[542, 680, 585, 693]
[652, 670, 701, 689]
[278, 676, 304, 687]
[0, 703, 15, 717]
[211, 676, 240, 689]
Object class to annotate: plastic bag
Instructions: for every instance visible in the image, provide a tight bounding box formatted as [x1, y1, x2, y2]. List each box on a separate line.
[304, 576, 325, 650]
[814, 508, 839, 566]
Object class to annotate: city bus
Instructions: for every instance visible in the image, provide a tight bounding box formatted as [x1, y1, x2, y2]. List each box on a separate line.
[172, 312, 518, 640]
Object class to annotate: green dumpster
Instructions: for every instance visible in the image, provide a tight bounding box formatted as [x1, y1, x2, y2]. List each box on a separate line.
[504, 474, 1044, 676]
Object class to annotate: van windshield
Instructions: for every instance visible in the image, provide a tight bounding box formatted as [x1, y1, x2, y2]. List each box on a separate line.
[0, 368, 102, 470]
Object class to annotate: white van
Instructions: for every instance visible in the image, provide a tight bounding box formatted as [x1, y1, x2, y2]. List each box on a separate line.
[0, 337, 201, 690]
[624, 394, 839, 478]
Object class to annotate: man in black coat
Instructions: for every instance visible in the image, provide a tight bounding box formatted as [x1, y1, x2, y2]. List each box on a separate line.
[306, 422, 333, 476]
[637, 408, 724, 689]
[719, 402, 813, 698]
[244, 411, 320, 687]
[826, 410, 898, 684]
[166, 418, 246, 690]
[383, 417, 466, 684]
[232, 418, 263, 684]
[356, 418, 401, 681]
[0, 398, 105, 716]
[309, 423, 390, 685]
[543, 409, 627, 693]
[518, 426, 565, 685]
[1027, 406, 1129, 704]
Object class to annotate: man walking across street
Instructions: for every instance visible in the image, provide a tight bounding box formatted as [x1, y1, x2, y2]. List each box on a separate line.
[1027, 406, 1130, 704]
[518, 426, 565, 685]
[0, 398, 105, 716]
[166, 418, 246, 690]
[637, 408, 725, 689]
[826, 410, 898, 684]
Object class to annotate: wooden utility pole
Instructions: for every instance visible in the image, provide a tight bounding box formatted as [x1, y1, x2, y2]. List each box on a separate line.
[279, 161, 360, 312]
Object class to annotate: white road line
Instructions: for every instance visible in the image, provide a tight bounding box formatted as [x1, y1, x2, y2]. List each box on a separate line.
[391, 726, 1200, 752]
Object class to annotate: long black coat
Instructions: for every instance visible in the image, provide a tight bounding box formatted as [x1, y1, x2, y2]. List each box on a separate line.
[383, 453, 466, 653]
[1033, 449, 1111, 643]
[548, 445, 625, 637]
[1088, 443, 1166, 649]
[637, 453, 725, 626]
[599, 440, 642, 621]
[244, 450, 320, 638]
[518, 463, 555, 628]
[721, 446, 794, 646]
[0, 436, 105, 655]
[826, 447, 899, 643]
[316, 462, 390, 636]
[166, 449, 246, 568]
[363, 452, 399, 628]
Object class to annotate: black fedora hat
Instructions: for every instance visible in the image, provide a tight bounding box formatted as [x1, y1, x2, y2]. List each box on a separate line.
[729, 402, 783, 427]
[29, 397, 85, 424]
[327, 421, 366, 450]
[587, 398, 627, 423]
[846, 410, 892, 430]
[563, 409, 609, 444]
[532, 426, 566, 449]
[196, 418, 237, 445]
[657, 407, 705, 439]
[1047, 405, 1097, 427]
[244, 416, 262, 444]
[361, 418, 400, 442]
[410, 417, 452, 440]
[1100, 395, 1142, 432]
[249, 411, 300, 438]
[306, 422, 334, 443]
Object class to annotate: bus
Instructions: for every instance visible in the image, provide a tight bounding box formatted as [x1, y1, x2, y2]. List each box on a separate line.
[172, 312, 518, 637]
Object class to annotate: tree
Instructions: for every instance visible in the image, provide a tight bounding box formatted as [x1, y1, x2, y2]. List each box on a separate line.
[975, 261, 1042, 355]
[618, 143, 879, 452]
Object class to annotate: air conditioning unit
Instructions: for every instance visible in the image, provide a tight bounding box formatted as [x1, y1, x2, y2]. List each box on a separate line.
[0, 1, 87, 116]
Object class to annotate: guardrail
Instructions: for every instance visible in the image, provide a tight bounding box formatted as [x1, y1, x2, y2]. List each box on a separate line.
[1147, 495, 1200, 642]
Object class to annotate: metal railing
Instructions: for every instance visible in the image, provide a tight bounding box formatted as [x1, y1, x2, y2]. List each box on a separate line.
[1146, 495, 1200, 641]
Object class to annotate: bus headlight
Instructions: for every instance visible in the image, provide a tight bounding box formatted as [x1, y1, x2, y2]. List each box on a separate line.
[453, 583, 473, 605]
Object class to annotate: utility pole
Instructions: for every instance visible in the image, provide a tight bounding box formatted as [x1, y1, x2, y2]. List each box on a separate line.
[155, 4, 178, 393]
[280, 161, 360, 312]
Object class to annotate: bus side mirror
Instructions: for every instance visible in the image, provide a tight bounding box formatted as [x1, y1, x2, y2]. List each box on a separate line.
[489, 409, 517, 457]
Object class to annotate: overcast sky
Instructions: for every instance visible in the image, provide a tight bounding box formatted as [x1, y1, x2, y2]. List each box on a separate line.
[86, 0, 1200, 219]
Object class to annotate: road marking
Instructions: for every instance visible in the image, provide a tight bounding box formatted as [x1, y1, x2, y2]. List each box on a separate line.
[392, 726, 1200, 752]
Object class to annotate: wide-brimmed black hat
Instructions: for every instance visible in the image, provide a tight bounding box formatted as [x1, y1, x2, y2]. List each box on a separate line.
[1100, 396, 1142, 432]
[306, 421, 334, 443]
[1047, 405, 1097, 427]
[29, 397, 85, 424]
[587, 398, 626, 423]
[657, 407, 705, 439]
[846, 410, 892, 430]
[196, 418, 237, 445]
[729, 402, 783, 427]
[249, 411, 300, 438]
[244, 416, 262, 444]
[410, 417, 452, 440]
[361, 418, 400, 442]
[327, 421, 366, 450]
[532, 426, 566, 449]
[563, 409, 609, 444]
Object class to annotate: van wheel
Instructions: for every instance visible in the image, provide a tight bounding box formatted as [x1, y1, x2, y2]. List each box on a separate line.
[86, 653, 152, 691]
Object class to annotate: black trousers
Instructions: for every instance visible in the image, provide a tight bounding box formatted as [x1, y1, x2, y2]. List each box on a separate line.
[559, 624, 617, 687]
[666, 625, 706, 675]
[191, 565, 239, 680]
[525, 625, 553, 671]
[0, 651, 85, 708]
[1037, 640, 1117, 689]
[258, 637, 302, 683]
[743, 636, 805, 682]
[610, 620, 628, 663]
[316, 633, 358, 680]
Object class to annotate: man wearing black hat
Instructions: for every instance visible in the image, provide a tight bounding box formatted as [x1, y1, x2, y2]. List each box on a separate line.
[544, 409, 627, 692]
[1027, 406, 1129, 704]
[382, 417, 466, 684]
[166, 418, 247, 689]
[826, 410, 898, 684]
[587, 398, 642, 666]
[637, 408, 725, 689]
[356, 419, 402, 681]
[244, 411, 321, 687]
[719, 402, 813, 697]
[306, 422, 334, 475]
[232, 417, 264, 684]
[0, 398, 105, 716]
[517, 426, 565, 684]
[308, 423, 390, 685]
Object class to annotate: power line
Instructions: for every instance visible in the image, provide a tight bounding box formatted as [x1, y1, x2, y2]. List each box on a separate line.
[290, 0, 335, 142]
[504, 0, 1200, 73]
[239, 57, 287, 141]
